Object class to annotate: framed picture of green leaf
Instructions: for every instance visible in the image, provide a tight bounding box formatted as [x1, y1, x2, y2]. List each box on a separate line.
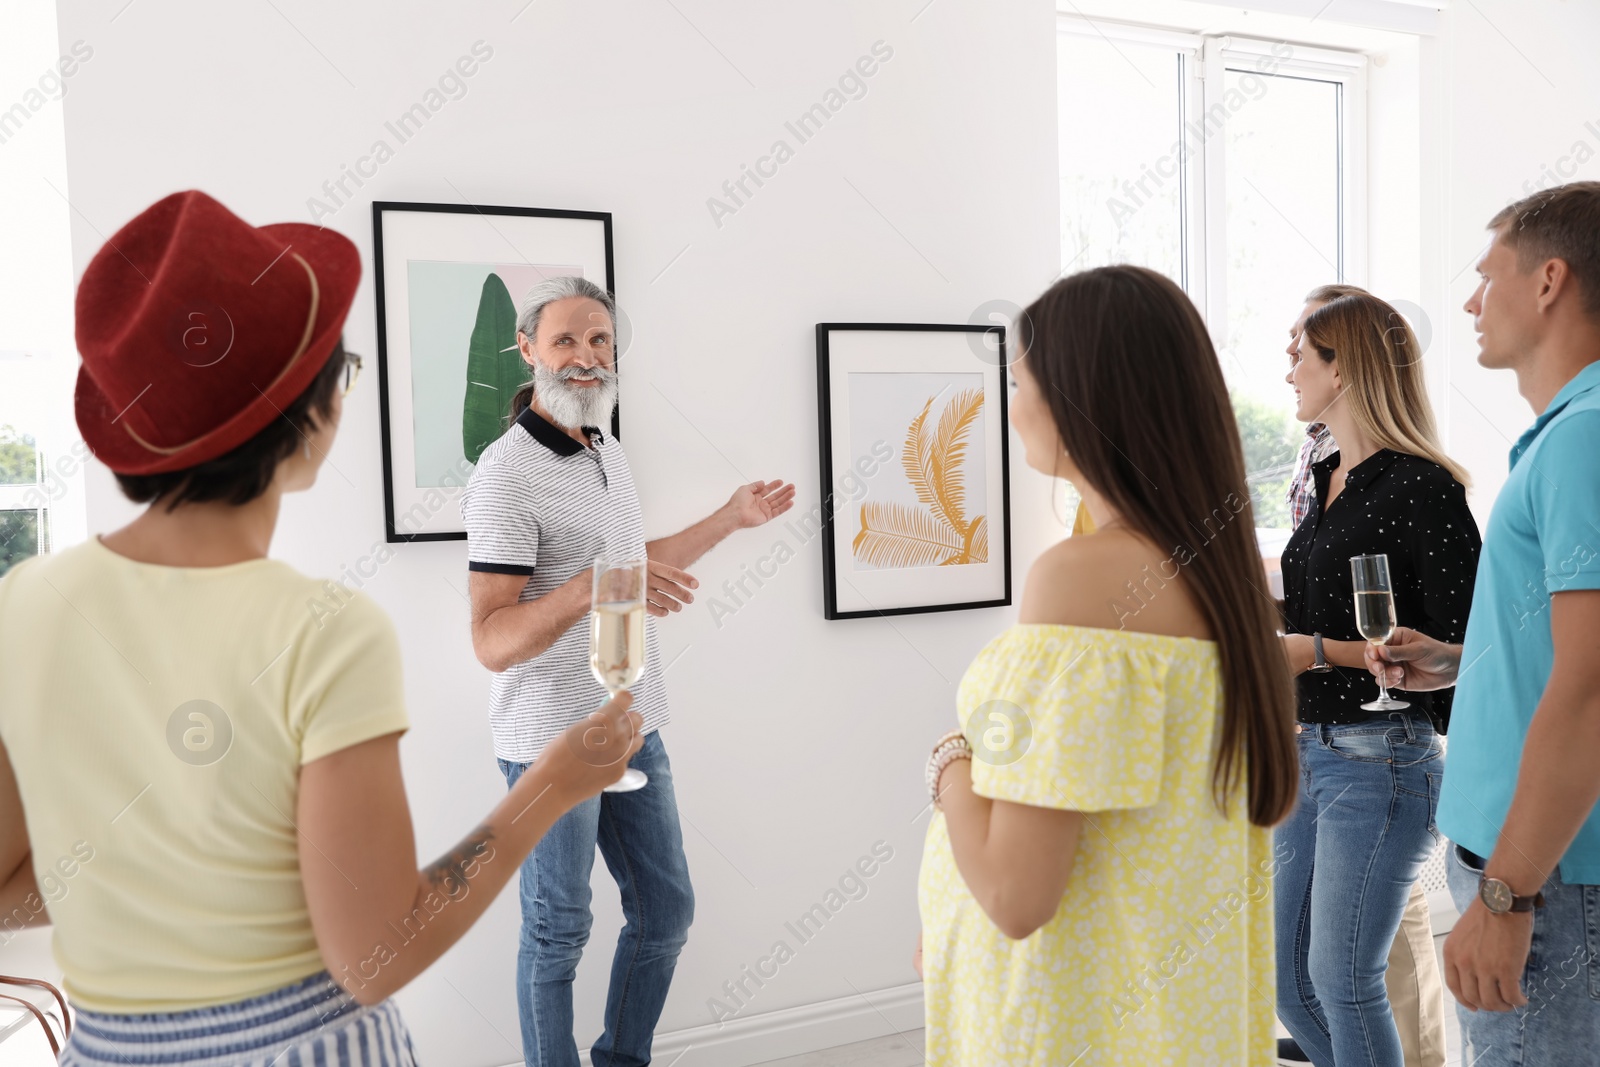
[372, 201, 616, 541]
[815, 323, 1012, 619]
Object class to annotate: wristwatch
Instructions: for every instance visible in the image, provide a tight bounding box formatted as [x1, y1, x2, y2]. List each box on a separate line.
[1308, 633, 1333, 673]
[1479, 875, 1545, 914]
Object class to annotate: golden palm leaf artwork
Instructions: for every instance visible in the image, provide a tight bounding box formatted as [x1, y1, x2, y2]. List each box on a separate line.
[853, 386, 988, 568]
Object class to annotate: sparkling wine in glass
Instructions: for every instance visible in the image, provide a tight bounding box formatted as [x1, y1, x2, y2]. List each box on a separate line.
[589, 557, 649, 793]
[1351, 553, 1410, 711]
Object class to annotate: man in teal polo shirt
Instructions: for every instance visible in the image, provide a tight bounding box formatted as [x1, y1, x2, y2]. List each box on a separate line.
[1368, 180, 1600, 1065]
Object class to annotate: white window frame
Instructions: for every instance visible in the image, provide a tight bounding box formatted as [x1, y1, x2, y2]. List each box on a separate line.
[0, 437, 50, 565]
[1056, 15, 1368, 348]
[1203, 35, 1368, 347]
[1056, 18, 1208, 305]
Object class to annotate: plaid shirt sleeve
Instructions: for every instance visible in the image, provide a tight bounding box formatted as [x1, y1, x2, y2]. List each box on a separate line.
[1286, 424, 1334, 530]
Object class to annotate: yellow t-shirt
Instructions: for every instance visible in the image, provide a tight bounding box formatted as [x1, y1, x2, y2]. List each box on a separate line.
[0, 537, 410, 1012]
[917, 625, 1276, 1066]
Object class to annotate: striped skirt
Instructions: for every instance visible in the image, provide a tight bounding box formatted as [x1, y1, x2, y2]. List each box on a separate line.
[59, 971, 418, 1066]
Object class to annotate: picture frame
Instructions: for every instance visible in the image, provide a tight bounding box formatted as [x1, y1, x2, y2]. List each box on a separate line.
[815, 323, 1012, 620]
[371, 200, 617, 542]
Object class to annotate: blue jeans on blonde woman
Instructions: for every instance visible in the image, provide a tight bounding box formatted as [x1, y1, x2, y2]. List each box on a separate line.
[1274, 713, 1442, 1067]
[498, 732, 694, 1067]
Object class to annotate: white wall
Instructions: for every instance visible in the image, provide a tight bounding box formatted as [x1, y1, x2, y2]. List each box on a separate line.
[1427, 0, 1600, 516]
[53, 2, 1060, 1064]
[46, 0, 1600, 1062]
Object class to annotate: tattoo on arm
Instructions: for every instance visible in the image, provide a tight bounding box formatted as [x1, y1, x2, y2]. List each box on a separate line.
[422, 824, 496, 902]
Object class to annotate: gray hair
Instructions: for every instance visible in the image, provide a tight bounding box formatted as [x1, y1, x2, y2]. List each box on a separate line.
[515, 275, 616, 342]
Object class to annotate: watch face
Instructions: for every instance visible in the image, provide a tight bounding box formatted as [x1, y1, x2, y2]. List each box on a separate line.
[1481, 877, 1514, 913]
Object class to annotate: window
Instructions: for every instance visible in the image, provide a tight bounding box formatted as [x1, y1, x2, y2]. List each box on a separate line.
[0, 0, 85, 570]
[0, 426, 50, 577]
[1057, 28, 1192, 287]
[1057, 16, 1366, 535]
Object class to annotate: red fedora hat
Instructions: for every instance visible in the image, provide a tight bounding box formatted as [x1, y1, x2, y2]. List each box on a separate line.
[74, 190, 361, 474]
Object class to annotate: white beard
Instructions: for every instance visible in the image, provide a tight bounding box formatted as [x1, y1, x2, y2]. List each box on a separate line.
[535, 364, 617, 430]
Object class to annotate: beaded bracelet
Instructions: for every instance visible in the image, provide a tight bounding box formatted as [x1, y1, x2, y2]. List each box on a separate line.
[926, 729, 973, 811]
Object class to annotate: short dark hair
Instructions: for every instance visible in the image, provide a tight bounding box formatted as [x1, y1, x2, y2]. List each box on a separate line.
[1488, 181, 1600, 317]
[115, 339, 347, 510]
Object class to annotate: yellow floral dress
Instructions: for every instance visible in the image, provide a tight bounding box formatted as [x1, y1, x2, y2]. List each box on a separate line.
[918, 625, 1276, 1066]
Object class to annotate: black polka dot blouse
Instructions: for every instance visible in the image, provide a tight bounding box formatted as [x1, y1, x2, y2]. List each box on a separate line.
[1279, 448, 1482, 732]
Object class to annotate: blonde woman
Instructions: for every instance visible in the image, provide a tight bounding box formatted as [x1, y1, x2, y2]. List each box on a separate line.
[1274, 293, 1481, 1066]
[919, 266, 1298, 1064]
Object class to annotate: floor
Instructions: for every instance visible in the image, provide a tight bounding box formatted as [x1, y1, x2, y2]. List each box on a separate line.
[752, 1031, 925, 1067]
[0, 923, 1466, 1066]
[752, 933, 1465, 1067]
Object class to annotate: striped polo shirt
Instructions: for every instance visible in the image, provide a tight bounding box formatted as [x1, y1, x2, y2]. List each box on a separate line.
[461, 405, 668, 763]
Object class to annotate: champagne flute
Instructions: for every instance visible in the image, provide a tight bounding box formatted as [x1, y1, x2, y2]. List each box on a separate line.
[1351, 553, 1410, 711]
[589, 557, 649, 793]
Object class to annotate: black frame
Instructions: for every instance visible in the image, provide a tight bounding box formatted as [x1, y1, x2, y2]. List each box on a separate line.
[372, 200, 618, 542]
[815, 322, 1012, 620]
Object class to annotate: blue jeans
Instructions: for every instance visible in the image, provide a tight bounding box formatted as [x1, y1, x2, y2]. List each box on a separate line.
[1447, 843, 1600, 1065]
[498, 731, 694, 1067]
[1274, 713, 1443, 1067]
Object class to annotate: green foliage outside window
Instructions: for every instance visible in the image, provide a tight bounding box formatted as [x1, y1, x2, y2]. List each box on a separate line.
[1231, 393, 1301, 530]
[0, 425, 45, 577]
[0, 425, 38, 486]
[0, 510, 44, 577]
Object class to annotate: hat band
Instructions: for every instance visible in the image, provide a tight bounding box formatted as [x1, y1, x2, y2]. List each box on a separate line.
[122, 252, 322, 458]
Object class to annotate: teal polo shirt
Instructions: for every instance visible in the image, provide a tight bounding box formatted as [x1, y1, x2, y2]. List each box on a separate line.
[1438, 358, 1600, 884]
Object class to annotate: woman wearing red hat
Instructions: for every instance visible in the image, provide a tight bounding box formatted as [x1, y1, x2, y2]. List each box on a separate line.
[0, 191, 641, 1065]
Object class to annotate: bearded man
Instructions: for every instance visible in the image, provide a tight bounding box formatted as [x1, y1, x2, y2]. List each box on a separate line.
[461, 275, 793, 1067]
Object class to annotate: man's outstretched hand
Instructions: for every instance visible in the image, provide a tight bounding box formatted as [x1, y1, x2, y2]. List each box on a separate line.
[639, 481, 793, 606]
[725, 480, 796, 529]
[1364, 626, 1463, 692]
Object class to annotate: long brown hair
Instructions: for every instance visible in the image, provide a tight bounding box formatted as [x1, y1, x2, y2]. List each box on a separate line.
[1021, 266, 1297, 827]
[1302, 293, 1470, 489]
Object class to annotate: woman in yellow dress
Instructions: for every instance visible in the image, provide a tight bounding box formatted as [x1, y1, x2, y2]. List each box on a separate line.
[918, 266, 1299, 1065]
